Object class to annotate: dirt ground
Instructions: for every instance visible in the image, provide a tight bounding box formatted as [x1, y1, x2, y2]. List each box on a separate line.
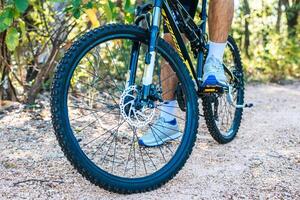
[0, 83, 299, 200]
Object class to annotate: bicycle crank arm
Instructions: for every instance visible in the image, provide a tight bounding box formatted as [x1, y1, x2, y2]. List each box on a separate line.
[226, 85, 253, 108]
[227, 93, 254, 108]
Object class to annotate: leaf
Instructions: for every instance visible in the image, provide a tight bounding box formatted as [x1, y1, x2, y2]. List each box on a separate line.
[14, 0, 29, 13]
[85, 9, 100, 27]
[72, 8, 81, 19]
[0, 8, 14, 32]
[18, 19, 27, 42]
[84, 1, 94, 9]
[102, 2, 112, 21]
[5, 27, 20, 51]
[124, 0, 130, 10]
[124, 0, 134, 14]
[48, 0, 65, 2]
[72, 0, 82, 9]
[64, 6, 74, 13]
[70, 0, 83, 19]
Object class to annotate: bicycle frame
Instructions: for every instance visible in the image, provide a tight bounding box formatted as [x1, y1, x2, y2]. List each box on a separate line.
[130, 0, 209, 100]
[162, 0, 208, 84]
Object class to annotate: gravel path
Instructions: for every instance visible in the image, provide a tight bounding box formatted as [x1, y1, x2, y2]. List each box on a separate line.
[0, 83, 299, 199]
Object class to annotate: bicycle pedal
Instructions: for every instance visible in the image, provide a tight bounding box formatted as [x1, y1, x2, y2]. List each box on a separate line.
[200, 75, 229, 94]
[245, 103, 254, 108]
[235, 103, 254, 108]
[200, 86, 225, 94]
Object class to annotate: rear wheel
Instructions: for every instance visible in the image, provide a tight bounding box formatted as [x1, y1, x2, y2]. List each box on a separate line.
[203, 36, 244, 144]
[50, 24, 199, 193]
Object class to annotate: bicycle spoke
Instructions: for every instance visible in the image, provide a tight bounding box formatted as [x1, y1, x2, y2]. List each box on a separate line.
[68, 92, 118, 109]
[143, 146, 157, 171]
[70, 104, 120, 133]
[124, 132, 135, 176]
[111, 127, 118, 173]
[156, 107, 185, 121]
[91, 46, 125, 92]
[116, 42, 130, 72]
[63, 37, 190, 179]
[148, 124, 176, 155]
[88, 125, 124, 161]
[68, 105, 118, 114]
[105, 43, 126, 89]
[89, 133, 114, 159]
[77, 67, 123, 92]
[75, 118, 98, 134]
[157, 104, 180, 109]
[69, 108, 118, 123]
[149, 126, 167, 163]
[74, 79, 120, 105]
[133, 128, 148, 175]
[133, 130, 137, 176]
[83, 120, 125, 147]
[99, 127, 120, 166]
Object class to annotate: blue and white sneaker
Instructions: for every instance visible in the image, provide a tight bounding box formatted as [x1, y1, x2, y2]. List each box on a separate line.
[202, 56, 228, 88]
[139, 118, 181, 147]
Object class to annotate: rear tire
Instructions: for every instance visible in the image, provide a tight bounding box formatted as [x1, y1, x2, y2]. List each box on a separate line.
[203, 36, 244, 144]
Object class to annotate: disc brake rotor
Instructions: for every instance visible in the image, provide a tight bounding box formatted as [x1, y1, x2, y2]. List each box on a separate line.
[119, 85, 156, 128]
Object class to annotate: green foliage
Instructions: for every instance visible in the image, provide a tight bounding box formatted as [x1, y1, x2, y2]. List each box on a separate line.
[14, 0, 29, 13]
[0, 0, 29, 51]
[61, 0, 97, 19]
[244, 33, 300, 82]
[124, 0, 135, 22]
[0, 0, 299, 103]
[0, 7, 14, 32]
[232, 0, 300, 82]
[5, 27, 19, 51]
[18, 19, 26, 42]
[102, 2, 113, 21]
[70, 0, 82, 19]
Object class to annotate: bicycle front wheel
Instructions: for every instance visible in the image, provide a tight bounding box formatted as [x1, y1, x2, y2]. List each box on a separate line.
[51, 24, 199, 193]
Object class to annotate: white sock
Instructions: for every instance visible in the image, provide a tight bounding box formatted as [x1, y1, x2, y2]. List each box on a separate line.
[207, 41, 227, 62]
[160, 100, 177, 122]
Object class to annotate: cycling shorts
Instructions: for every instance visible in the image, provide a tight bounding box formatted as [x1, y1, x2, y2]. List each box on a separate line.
[180, 0, 199, 18]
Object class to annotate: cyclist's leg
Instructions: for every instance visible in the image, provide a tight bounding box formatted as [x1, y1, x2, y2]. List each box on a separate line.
[139, 0, 199, 146]
[203, 0, 234, 87]
[161, 0, 199, 120]
[208, 0, 234, 61]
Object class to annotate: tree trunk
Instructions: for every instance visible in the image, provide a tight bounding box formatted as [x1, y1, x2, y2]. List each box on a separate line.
[282, 0, 300, 37]
[25, 47, 59, 104]
[243, 0, 251, 58]
[276, 0, 283, 33]
[0, 1, 18, 102]
[25, 2, 68, 104]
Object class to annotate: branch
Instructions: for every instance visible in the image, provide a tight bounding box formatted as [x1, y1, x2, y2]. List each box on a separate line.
[13, 178, 64, 186]
[282, 0, 290, 8]
[0, 54, 24, 87]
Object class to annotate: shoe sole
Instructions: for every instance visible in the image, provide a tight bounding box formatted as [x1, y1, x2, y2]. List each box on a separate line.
[139, 132, 182, 147]
[202, 75, 228, 88]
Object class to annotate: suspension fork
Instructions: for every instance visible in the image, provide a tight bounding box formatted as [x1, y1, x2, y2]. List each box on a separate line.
[127, 42, 141, 88]
[141, 0, 163, 100]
